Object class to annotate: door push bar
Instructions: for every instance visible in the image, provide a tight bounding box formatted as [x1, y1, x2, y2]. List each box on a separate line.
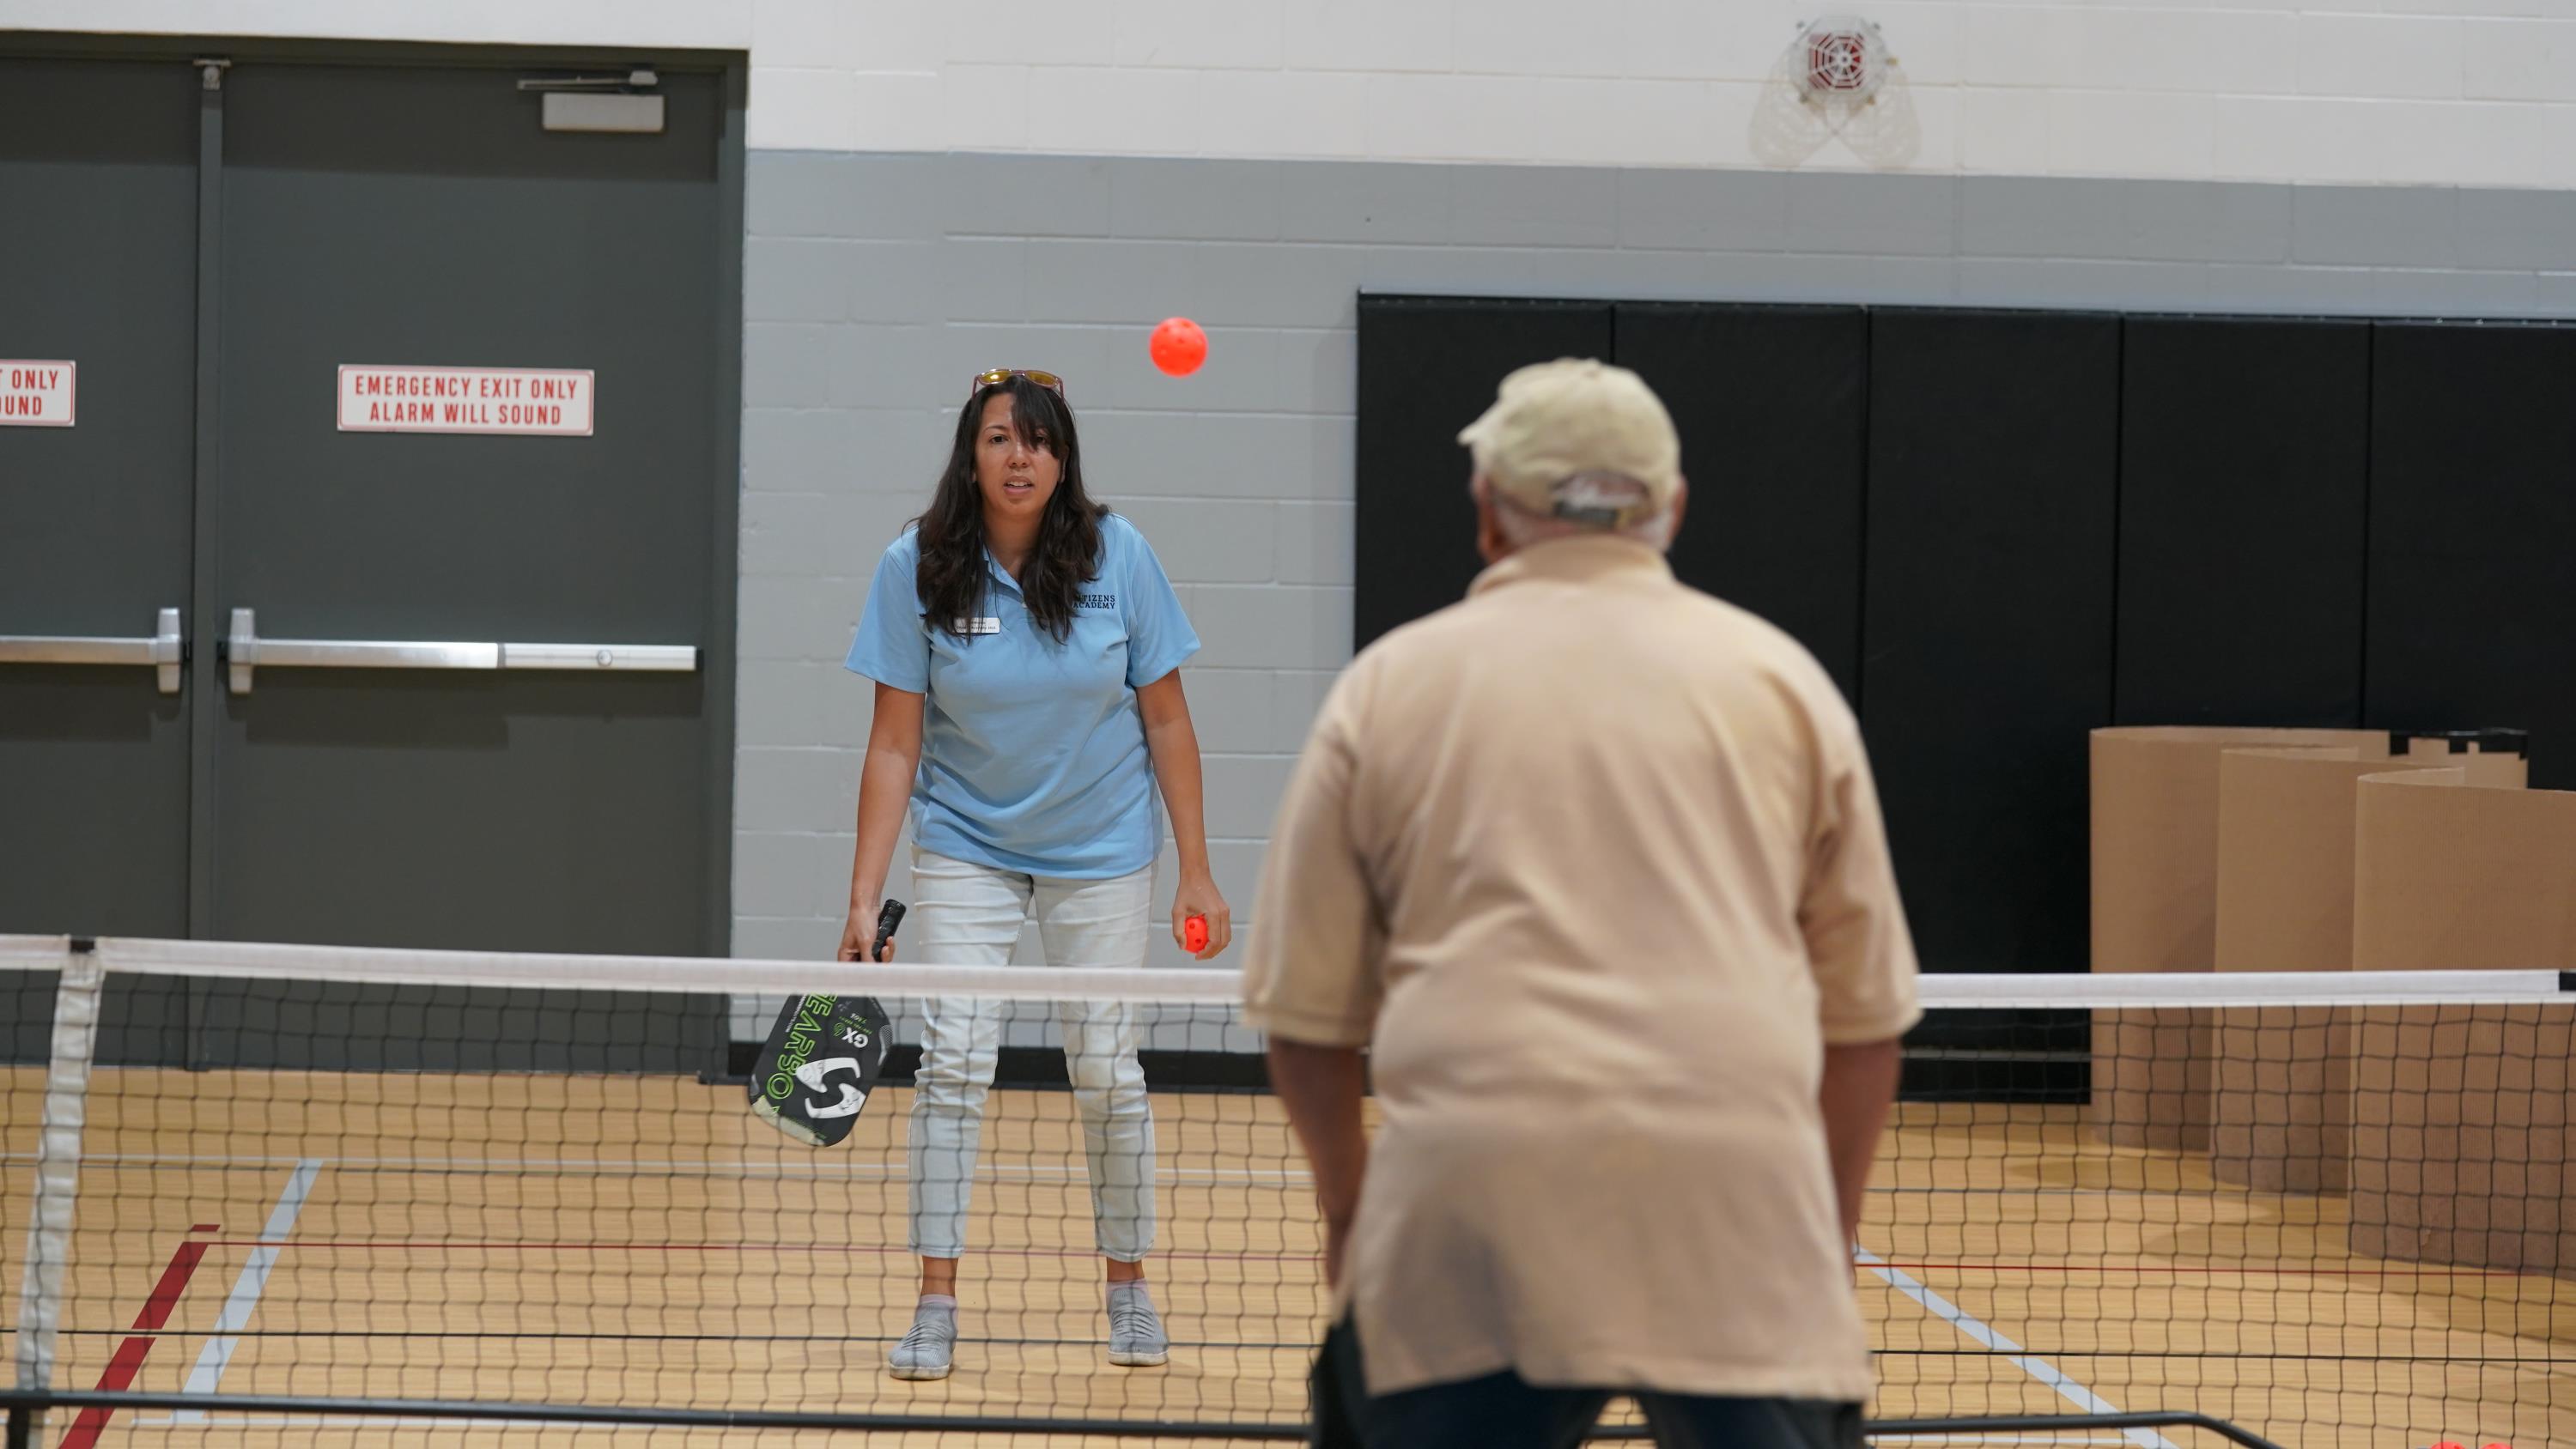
[0, 609, 693, 695]
[222, 608, 695, 694]
[0, 608, 186, 694]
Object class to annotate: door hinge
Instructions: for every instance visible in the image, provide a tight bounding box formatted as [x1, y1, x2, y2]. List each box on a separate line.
[197, 58, 231, 91]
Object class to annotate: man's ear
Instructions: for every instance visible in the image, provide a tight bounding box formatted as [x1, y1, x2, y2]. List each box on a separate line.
[1470, 473, 1509, 566]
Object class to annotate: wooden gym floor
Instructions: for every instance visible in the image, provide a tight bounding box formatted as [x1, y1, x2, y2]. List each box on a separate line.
[2, 1070, 2567, 1448]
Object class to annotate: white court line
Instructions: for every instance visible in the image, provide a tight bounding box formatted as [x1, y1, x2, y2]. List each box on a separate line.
[1856, 1246, 2178, 1449]
[0, 1158, 2174, 1204]
[0, 1150, 1311, 1183]
[6, 1151, 2206, 1204]
[169, 1159, 322, 1424]
[0, 1152, 2188, 1199]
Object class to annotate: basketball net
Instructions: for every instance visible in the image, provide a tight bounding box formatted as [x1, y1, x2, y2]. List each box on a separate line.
[1751, 16, 1920, 168]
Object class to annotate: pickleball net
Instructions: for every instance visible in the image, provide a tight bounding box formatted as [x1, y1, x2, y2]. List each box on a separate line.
[4, 933, 2567, 1447]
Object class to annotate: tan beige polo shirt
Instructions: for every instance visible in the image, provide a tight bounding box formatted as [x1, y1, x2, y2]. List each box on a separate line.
[1242, 534, 1921, 1402]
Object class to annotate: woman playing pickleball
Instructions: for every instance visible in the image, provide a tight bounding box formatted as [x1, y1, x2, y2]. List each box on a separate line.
[840, 367, 1233, 1381]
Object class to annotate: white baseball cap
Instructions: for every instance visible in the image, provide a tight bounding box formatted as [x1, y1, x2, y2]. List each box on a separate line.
[1456, 358, 1683, 529]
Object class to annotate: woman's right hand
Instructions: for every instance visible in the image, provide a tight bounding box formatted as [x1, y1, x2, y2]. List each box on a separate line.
[838, 905, 896, 963]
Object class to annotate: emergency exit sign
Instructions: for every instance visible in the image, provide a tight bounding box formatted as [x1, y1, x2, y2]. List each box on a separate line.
[337, 365, 594, 436]
[1, 361, 75, 427]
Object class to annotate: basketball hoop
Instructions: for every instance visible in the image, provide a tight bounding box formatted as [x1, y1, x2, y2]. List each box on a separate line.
[1751, 15, 1918, 168]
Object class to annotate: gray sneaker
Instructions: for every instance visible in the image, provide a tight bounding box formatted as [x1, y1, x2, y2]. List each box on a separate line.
[888, 1300, 956, 1380]
[1107, 1281, 1169, 1368]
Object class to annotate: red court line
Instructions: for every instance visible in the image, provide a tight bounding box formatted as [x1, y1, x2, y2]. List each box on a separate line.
[58, 1227, 216, 1449]
[200, 1243, 2524, 1275]
[202, 1239, 1321, 1262]
[1868, 1260, 2530, 1277]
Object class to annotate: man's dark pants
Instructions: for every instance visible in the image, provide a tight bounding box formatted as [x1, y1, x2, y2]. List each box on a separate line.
[1312, 1318, 1865, 1449]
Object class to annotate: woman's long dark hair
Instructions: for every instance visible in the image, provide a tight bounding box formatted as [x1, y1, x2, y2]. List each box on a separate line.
[915, 375, 1105, 644]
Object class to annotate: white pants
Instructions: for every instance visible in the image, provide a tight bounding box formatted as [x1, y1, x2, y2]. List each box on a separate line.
[905, 848, 1157, 1262]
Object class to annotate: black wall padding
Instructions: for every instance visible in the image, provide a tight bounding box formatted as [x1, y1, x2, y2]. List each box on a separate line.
[1, 975, 191, 1069]
[1615, 302, 1868, 701]
[2116, 316, 2370, 726]
[2366, 321, 2576, 790]
[1863, 309, 2120, 974]
[1353, 295, 1613, 651]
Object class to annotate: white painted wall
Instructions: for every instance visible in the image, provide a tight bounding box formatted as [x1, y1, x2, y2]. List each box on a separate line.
[16, 0, 2575, 187]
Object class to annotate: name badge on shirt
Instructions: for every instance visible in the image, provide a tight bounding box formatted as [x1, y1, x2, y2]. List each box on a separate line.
[954, 616, 1001, 636]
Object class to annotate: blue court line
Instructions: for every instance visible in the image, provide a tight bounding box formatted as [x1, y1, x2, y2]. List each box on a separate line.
[169, 1158, 323, 1422]
[1856, 1245, 2180, 1449]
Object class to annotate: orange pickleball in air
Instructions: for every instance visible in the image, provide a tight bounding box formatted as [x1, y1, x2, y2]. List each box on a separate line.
[1150, 317, 1207, 376]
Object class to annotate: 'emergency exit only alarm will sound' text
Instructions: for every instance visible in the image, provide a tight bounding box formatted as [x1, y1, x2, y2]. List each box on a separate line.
[338, 365, 594, 437]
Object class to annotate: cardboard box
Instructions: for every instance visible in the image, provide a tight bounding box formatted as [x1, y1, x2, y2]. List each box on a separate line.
[2206, 746, 2523, 1191]
[2091, 728, 2381, 973]
[2087, 727, 2379, 1149]
[2348, 769, 2573, 1278]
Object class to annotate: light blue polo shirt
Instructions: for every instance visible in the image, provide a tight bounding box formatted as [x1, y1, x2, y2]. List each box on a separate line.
[844, 514, 1200, 879]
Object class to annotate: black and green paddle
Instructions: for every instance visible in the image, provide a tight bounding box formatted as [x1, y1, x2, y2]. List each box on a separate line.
[747, 900, 902, 1148]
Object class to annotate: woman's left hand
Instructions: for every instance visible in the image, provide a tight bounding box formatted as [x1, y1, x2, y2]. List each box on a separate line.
[1171, 871, 1232, 961]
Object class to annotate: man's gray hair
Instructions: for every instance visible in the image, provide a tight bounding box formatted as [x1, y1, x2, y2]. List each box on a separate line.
[1485, 471, 1677, 550]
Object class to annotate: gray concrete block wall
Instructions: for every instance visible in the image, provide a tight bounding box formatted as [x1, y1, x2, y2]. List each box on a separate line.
[732, 149, 2576, 1032]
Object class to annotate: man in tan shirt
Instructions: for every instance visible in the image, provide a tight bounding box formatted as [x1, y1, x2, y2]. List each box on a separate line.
[1243, 359, 1921, 1449]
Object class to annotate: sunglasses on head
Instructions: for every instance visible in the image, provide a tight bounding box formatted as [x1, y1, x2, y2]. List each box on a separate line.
[969, 368, 1066, 401]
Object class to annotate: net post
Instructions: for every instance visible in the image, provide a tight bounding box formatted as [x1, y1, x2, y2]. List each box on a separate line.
[12, 939, 103, 1395]
[3, 1404, 36, 1449]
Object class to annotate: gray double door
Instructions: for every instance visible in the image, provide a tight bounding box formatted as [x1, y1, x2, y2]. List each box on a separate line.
[1, 51, 738, 1070]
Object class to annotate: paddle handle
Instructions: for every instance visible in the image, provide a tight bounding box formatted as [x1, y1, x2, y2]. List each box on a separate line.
[872, 899, 908, 961]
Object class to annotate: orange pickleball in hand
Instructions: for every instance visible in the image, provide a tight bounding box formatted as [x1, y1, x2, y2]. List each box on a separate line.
[1150, 317, 1207, 376]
